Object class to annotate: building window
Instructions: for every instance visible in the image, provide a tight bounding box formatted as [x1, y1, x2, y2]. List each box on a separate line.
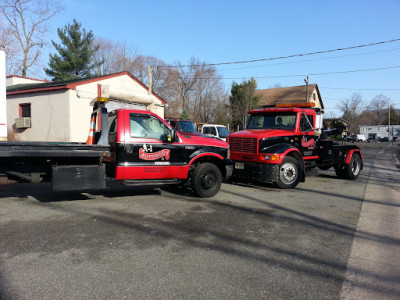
[19, 103, 31, 117]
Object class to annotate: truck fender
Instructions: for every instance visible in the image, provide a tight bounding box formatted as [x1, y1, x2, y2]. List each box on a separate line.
[344, 149, 363, 166]
[262, 144, 305, 183]
[280, 148, 306, 183]
[188, 152, 224, 168]
[261, 143, 301, 163]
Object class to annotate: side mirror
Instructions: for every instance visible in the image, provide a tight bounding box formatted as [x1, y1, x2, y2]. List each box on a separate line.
[168, 128, 177, 143]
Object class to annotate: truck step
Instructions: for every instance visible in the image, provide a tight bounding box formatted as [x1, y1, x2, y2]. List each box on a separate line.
[123, 179, 182, 186]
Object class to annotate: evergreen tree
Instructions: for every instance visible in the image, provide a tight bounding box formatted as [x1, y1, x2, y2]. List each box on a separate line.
[229, 78, 260, 130]
[179, 110, 191, 120]
[45, 19, 99, 81]
[385, 105, 400, 125]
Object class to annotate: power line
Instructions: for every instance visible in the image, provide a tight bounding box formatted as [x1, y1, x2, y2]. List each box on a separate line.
[306, 65, 400, 76]
[322, 87, 400, 91]
[161, 38, 400, 68]
[218, 48, 400, 71]
[185, 65, 400, 80]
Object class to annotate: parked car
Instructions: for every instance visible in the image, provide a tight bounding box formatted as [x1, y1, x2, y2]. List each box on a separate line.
[200, 124, 230, 142]
[356, 134, 366, 142]
[340, 135, 356, 143]
[346, 135, 357, 143]
[342, 134, 365, 143]
[165, 119, 209, 138]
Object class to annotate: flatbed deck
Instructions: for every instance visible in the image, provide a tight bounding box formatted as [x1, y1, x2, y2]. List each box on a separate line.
[0, 141, 110, 158]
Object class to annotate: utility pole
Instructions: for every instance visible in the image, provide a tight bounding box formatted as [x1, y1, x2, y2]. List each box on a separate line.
[304, 76, 309, 101]
[0, 47, 7, 141]
[147, 65, 152, 95]
[388, 101, 391, 144]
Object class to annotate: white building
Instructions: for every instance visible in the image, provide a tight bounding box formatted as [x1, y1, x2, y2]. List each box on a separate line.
[360, 125, 400, 141]
[6, 72, 166, 142]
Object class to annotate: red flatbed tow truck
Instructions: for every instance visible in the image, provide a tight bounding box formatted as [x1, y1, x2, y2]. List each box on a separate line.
[0, 100, 231, 198]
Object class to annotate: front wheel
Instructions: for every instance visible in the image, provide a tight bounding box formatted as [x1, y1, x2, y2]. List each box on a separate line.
[276, 157, 301, 189]
[191, 163, 222, 198]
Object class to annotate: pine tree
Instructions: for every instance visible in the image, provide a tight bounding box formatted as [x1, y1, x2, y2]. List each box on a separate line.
[45, 19, 99, 81]
[229, 78, 260, 130]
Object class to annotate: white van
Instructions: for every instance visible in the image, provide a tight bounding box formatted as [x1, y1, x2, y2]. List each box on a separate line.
[200, 124, 230, 142]
[356, 134, 366, 142]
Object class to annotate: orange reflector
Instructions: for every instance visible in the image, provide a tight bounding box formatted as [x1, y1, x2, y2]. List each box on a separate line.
[96, 97, 110, 103]
[265, 154, 280, 161]
[276, 102, 315, 108]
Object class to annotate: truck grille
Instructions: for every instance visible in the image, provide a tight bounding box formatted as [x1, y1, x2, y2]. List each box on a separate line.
[229, 137, 258, 153]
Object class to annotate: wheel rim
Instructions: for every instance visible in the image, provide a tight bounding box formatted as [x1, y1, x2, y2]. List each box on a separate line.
[200, 170, 217, 190]
[351, 157, 360, 175]
[280, 162, 297, 184]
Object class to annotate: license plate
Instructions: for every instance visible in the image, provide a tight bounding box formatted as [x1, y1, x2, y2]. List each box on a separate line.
[235, 162, 244, 169]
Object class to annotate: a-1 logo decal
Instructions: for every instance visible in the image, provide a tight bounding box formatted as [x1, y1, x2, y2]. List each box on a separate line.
[139, 144, 170, 161]
[301, 137, 315, 149]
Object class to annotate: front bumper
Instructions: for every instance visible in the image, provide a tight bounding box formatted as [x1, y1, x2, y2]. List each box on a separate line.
[225, 159, 234, 179]
[231, 161, 279, 183]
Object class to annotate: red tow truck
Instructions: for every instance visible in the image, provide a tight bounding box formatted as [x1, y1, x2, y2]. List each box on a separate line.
[228, 103, 363, 188]
[0, 100, 230, 198]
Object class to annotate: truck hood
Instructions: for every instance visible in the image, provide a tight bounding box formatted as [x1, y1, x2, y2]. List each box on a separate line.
[178, 133, 229, 148]
[229, 129, 293, 140]
[179, 131, 209, 138]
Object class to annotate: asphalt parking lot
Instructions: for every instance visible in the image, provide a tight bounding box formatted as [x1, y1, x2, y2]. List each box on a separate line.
[0, 143, 399, 299]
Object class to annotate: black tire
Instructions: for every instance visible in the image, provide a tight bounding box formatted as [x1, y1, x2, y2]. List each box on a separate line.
[334, 164, 346, 179]
[191, 163, 222, 198]
[276, 156, 301, 189]
[344, 154, 362, 180]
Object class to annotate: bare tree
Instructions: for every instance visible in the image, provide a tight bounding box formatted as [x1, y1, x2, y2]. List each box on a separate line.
[93, 39, 171, 100]
[0, 0, 63, 76]
[0, 25, 21, 74]
[93, 38, 138, 75]
[163, 58, 201, 117]
[162, 57, 227, 122]
[337, 93, 364, 134]
[130, 55, 169, 97]
[366, 94, 390, 125]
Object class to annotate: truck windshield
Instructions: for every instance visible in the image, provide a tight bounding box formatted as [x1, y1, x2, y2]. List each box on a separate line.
[178, 121, 197, 132]
[247, 113, 296, 130]
[217, 127, 230, 138]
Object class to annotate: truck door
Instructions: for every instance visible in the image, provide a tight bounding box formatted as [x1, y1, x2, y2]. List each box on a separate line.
[117, 113, 188, 180]
[298, 113, 318, 158]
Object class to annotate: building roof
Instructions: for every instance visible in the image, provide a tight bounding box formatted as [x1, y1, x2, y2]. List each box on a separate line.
[6, 71, 166, 104]
[255, 84, 324, 109]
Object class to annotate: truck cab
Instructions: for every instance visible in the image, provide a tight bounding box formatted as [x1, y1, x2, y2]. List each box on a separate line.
[106, 109, 230, 197]
[228, 103, 362, 189]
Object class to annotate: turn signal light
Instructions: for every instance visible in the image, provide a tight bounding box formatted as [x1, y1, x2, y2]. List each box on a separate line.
[264, 154, 280, 161]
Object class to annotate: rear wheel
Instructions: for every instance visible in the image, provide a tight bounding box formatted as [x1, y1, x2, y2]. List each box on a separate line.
[344, 154, 362, 180]
[276, 157, 301, 189]
[191, 163, 222, 198]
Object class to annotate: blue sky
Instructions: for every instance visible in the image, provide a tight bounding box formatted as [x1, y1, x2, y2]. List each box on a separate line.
[45, 0, 400, 117]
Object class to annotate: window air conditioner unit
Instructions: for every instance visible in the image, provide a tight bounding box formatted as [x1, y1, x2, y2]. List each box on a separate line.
[15, 117, 31, 128]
